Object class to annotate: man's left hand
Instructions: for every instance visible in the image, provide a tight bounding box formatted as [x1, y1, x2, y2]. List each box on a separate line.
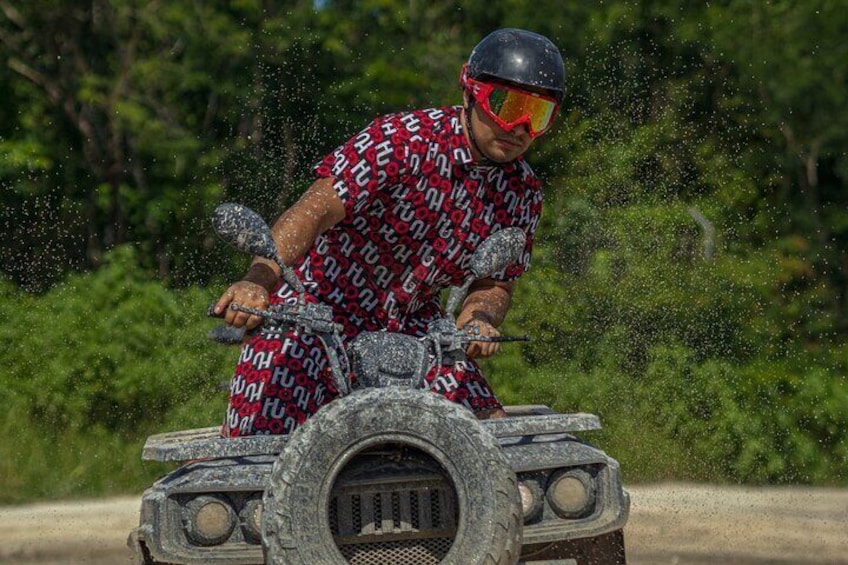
[462, 319, 502, 358]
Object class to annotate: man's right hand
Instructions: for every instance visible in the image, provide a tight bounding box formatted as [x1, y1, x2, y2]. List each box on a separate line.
[214, 281, 270, 329]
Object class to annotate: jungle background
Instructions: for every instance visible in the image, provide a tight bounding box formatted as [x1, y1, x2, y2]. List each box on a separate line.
[1, 0, 846, 504]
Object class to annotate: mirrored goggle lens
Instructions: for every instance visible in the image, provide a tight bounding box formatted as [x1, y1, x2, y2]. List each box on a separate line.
[488, 88, 556, 133]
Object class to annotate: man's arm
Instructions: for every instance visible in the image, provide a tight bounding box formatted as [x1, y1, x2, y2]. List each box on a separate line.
[455, 278, 515, 358]
[214, 177, 345, 328]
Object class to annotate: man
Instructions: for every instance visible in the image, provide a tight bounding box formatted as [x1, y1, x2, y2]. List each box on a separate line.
[215, 28, 565, 437]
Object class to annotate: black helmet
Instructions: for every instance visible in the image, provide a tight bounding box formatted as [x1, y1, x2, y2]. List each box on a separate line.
[465, 28, 565, 104]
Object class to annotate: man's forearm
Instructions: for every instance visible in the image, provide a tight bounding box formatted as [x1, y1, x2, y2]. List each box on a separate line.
[242, 177, 346, 291]
[237, 210, 318, 293]
[457, 279, 514, 328]
[242, 261, 279, 291]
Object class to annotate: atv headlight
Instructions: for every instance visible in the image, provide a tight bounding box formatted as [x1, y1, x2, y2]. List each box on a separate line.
[517, 479, 543, 522]
[546, 469, 596, 519]
[182, 494, 237, 546]
[240, 494, 264, 544]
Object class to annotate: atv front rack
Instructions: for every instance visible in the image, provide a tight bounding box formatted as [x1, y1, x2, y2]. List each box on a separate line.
[143, 405, 601, 463]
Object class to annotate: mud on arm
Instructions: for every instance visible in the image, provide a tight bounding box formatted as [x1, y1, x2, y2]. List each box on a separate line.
[215, 177, 345, 328]
[455, 278, 514, 358]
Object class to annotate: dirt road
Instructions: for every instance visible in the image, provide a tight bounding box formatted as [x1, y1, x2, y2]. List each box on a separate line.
[1, 483, 846, 564]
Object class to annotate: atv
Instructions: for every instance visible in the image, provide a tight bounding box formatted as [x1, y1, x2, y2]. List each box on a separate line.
[129, 203, 629, 564]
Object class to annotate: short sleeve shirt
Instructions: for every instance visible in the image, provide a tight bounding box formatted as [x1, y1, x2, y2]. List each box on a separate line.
[287, 105, 543, 335]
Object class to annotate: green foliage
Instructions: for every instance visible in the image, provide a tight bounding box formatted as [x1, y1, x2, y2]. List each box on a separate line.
[485, 188, 848, 485]
[1, 0, 847, 499]
[0, 247, 233, 503]
[485, 337, 848, 486]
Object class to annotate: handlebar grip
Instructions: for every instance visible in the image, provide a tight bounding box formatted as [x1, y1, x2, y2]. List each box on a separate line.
[208, 324, 246, 345]
[490, 334, 531, 343]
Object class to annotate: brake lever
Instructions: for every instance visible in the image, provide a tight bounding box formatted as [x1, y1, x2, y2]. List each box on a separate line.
[468, 334, 531, 343]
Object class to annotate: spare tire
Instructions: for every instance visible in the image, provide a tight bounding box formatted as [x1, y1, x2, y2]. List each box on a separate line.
[262, 387, 522, 564]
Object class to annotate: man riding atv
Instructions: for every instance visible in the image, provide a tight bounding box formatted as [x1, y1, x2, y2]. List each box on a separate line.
[213, 28, 566, 436]
[132, 31, 629, 564]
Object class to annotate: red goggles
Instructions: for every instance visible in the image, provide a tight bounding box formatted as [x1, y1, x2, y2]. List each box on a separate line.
[462, 65, 560, 138]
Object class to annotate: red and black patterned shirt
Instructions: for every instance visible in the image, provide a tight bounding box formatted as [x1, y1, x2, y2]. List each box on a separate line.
[295, 105, 543, 336]
[224, 105, 544, 436]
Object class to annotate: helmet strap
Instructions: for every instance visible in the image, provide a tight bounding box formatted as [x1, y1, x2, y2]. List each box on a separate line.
[463, 99, 498, 165]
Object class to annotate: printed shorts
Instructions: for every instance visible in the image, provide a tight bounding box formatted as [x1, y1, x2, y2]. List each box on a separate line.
[222, 330, 502, 437]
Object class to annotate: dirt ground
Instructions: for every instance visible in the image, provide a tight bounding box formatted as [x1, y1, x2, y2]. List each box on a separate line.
[0, 483, 846, 564]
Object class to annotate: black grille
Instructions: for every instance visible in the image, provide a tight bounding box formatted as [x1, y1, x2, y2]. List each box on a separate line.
[331, 486, 456, 538]
[340, 537, 454, 565]
[330, 485, 457, 563]
[328, 444, 459, 563]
